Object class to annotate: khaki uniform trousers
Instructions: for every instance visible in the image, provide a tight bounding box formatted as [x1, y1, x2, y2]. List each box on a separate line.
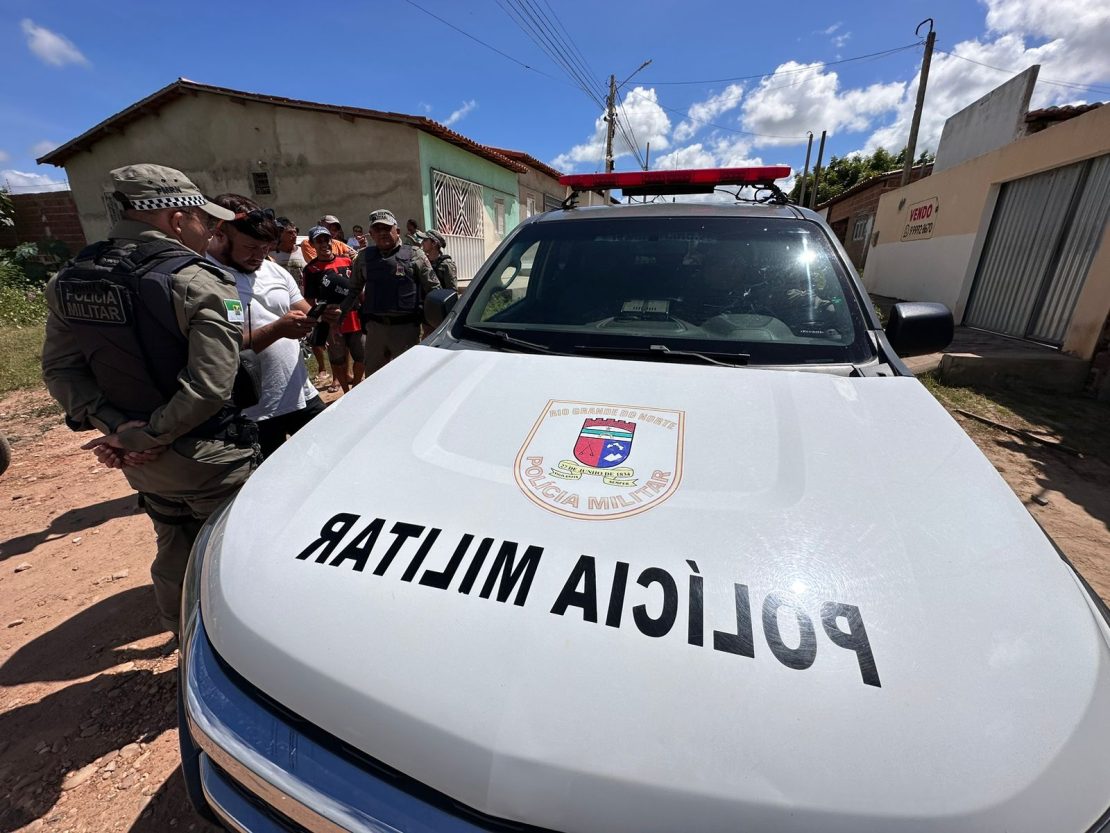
[364, 320, 421, 376]
[123, 437, 257, 634]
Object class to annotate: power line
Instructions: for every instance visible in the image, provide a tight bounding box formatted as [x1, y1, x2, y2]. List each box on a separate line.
[538, 0, 606, 98]
[518, 0, 607, 102]
[614, 90, 648, 168]
[494, 0, 647, 169]
[403, 0, 561, 83]
[642, 42, 923, 86]
[934, 47, 1110, 96]
[494, 0, 605, 108]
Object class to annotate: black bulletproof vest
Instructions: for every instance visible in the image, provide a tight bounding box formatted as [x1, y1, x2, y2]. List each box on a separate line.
[53, 239, 247, 435]
[361, 245, 418, 315]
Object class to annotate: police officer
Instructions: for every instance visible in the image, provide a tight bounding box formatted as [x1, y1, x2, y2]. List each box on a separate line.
[350, 209, 439, 375]
[420, 229, 458, 291]
[41, 164, 258, 636]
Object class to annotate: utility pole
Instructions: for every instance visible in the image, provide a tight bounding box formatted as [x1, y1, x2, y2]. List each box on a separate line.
[602, 60, 651, 203]
[798, 131, 814, 207]
[602, 74, 618, 203]
[811, 130, 827, 210]
[604, 74, 618, 175]
[901, 19, 936, 187]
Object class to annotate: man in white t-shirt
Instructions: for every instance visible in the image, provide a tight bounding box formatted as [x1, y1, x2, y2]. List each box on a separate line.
[206, 195, 338, 457]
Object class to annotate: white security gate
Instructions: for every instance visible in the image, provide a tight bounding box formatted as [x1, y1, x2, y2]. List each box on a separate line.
[432, 170, 485, 288]
[965, 153, 1110, 344]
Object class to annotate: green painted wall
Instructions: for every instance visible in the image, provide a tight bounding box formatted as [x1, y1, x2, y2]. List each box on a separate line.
[417, 131, 520, 240]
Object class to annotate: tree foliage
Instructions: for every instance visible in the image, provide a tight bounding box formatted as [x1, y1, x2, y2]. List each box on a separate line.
[0, 188, 13, 228]
[790, 147, 935, 207]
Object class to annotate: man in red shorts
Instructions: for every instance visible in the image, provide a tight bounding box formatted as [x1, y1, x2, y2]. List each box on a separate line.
[302, 226, 365, 393]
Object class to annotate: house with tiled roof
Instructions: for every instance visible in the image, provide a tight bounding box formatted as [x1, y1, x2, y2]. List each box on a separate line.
[38, 79, 534, 283]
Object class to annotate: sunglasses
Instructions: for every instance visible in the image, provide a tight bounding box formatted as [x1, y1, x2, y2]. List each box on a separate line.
[233, 207, 276, 225]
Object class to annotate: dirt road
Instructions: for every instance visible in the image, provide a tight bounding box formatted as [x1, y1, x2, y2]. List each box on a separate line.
[2, 385, 1108, 832]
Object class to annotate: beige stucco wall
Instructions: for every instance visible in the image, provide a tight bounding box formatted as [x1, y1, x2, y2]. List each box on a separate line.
[865, 104, 1110, 359]
[516, 167, 564, 216]
[61, 93, 425, 242]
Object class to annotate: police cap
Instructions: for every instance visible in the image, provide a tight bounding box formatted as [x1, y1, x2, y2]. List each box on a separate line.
[424, 230, 447, 248]
[110, 164, 234, 220]
[368, 209, 398, 228]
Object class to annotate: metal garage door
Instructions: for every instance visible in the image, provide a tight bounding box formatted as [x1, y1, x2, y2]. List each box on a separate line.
[432, 170, 485, 288]
[964, 153, 1110, 345]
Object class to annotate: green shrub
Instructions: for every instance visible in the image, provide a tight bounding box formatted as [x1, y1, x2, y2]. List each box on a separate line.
[0, 261, 48, 326]
[0, 323, 45, 393]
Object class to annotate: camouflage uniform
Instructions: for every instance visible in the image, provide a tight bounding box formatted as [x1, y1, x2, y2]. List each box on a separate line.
[430, 254, 458, 291]
[43, 211, 256, 634]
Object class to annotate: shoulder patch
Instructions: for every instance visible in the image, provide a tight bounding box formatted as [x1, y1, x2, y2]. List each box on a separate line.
[223, 298, 245, 323]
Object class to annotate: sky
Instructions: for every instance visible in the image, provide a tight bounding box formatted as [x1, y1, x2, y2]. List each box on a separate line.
[2, 0, 1109, 196]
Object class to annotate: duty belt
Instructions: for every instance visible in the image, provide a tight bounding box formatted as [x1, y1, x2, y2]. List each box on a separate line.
[188, 414, 259, 448]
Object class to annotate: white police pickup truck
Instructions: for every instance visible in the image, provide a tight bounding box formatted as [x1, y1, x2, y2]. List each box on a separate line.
[179, 168, 1110, 833]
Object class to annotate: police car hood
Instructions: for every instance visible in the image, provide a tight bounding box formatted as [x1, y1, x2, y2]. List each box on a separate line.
[206, 346, 1110, 833]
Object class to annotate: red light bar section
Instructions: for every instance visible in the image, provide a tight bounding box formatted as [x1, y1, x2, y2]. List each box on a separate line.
[560, 166, 792, 192]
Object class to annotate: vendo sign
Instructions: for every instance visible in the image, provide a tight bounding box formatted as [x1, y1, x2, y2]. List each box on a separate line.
[902, 197, 939, 241]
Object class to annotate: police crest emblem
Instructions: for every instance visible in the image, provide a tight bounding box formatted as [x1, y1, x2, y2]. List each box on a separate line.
[515, 400, 684, 520]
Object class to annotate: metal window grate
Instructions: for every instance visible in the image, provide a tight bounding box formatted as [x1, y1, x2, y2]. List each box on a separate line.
[432, 170, 483, 238]
[250, 172, 272, 196]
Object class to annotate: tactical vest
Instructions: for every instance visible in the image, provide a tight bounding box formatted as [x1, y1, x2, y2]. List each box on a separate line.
[360, 245, 421, 320]
[53, 239, 255, 441]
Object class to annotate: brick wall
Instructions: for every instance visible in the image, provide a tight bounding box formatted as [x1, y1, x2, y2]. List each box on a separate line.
[0, 190, 87, 257]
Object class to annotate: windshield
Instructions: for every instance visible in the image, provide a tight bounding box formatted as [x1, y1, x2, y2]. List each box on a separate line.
[458, 215, 874, 365]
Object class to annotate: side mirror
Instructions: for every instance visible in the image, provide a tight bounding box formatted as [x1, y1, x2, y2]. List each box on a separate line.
[424, 287, 458, 330]
[885, 302, 954, 357]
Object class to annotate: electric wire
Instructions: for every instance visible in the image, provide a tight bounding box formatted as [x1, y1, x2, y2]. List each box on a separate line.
[497, 0, 646, 168]
[403, 0, 560, 83]
[494, 0, 605, 108]
[538, 0, 606, 98]
[936, 48, 1110, 96]
[642, 42, 924, 85]
[518, 0, 608, 102]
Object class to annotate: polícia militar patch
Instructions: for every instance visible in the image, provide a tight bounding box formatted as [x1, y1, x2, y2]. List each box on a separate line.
[515, 400, 684, 520]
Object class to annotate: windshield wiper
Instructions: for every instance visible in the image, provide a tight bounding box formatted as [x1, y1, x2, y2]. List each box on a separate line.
[463, 325, 556, 355]
[572, 343, 749, 367]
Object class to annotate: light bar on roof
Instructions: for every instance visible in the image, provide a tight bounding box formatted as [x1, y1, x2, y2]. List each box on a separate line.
[560, 167, 792, 196]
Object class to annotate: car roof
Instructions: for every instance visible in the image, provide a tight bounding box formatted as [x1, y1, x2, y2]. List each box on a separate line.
[531, 201, 819, 224]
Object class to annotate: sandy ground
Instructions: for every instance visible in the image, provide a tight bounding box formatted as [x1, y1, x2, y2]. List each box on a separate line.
[1, 385, 1108, 832]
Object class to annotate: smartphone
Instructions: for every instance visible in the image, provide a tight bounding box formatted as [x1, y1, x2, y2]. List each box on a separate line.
[307, 301, 329, 320]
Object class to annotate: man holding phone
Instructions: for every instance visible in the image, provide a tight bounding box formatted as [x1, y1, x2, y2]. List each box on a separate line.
[302, 226, 364, 393]
[207, 196, 339, 457]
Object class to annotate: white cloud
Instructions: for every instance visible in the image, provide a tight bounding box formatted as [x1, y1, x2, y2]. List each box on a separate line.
[832, 31, 851, 50]
[0, 150, 9, 163]
[741, 61, 905, 146]
[673, 84, 745, 143]
[652, 143, 717, 170]
[821, 22, 842, 36]
[418, 101, 433, 114]
[443, 100, 477, 126]
[647, 138, 792, 203]
[865, 0, 1110, 154]
[31, 140, 58, 158]
[2, 170, 68, 192]
[552, 86, 671, 172]
[20, 19, 89, 67]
